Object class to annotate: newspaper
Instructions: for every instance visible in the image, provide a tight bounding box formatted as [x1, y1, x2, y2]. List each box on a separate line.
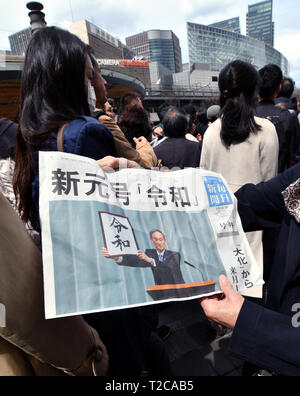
[39, 152, 264, 319]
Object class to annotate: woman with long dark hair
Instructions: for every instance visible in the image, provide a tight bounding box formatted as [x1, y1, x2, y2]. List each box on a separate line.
[13, 27, 170, 376]
[200, 60, 279, 299]
[14, 27, 118, 231]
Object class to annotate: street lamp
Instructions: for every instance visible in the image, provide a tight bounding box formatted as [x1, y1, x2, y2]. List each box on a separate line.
[26, 2, 47, 34]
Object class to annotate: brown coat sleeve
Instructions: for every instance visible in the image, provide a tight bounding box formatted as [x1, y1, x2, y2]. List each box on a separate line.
[135, 139, 159, 169]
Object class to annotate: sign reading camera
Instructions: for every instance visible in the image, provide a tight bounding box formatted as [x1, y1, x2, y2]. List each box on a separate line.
[98, 59, 149, 68]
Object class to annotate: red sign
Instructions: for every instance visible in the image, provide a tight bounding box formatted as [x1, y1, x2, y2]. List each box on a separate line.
[123, 60, 149, 67]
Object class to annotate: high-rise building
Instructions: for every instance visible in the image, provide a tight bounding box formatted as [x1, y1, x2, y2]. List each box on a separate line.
[247, 0, 274, 47]
[9, 27, 32, 56]
[209, 17, 241, 34]
[126, 30, 183, 74]
[187, 22, 288, 75]
[70, 20, 125, 59]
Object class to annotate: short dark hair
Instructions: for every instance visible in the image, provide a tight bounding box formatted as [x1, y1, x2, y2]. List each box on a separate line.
[259, 64, 283, 99]
[278, 77, 295, 99]
[162, 107, 188, 138]
[120, 92, 141, 111]
[182, 104, 196, 117]
[118, 106, 152, 145]
[157, 103, 172, 122]
[150, 230, 166, 240]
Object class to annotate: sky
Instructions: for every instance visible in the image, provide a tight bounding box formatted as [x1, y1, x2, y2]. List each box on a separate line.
[1, 0, 300, 85]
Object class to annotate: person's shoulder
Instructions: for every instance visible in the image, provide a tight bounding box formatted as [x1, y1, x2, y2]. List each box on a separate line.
[255, 116, 277, 133]
[68, 116, 113, 136]
[166, 250, 180, 257]
[64, 116, 115, 158]
[204, 119, 221, 137]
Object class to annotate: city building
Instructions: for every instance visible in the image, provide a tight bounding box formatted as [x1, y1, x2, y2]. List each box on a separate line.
[97, 58, 151, 97]
[126, 30, 183, 74]
[70, 20, 150, 97]
[70, 19, 125, 59]
[247, 0, 274, 47]
[9, 27, 32, 56]
[209, 17, 241, 34]
[149, 61, 173, 89]
[172, 63, 219, 91]
[187, 21, 288, 75]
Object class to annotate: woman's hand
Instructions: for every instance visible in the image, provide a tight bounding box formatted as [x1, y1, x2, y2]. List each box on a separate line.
[98, 156, 140, 170]
[133, 136, 149, 147]
[200, 275, 245, 329]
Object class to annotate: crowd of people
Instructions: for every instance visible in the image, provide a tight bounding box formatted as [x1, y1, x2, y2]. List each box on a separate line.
[1, 26, 300, 376]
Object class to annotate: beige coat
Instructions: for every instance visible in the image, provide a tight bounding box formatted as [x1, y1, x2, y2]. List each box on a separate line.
[200, 117, 279, 297]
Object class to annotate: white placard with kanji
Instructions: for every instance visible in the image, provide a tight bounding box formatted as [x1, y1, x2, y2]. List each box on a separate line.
[99, 212, 139, 257]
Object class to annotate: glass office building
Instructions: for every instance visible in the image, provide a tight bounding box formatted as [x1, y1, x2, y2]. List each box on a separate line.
[9, 27, 32, 56]
[187, 22, 288, 75]
[209, 17, 241, 34]
[126, 30, 183, 74]
[247, 0, 274, 46]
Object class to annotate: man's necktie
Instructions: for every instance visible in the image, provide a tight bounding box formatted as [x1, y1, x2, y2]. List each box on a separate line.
[159, 254, 164, 263]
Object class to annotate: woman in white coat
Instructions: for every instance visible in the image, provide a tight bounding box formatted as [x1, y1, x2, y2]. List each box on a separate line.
[200, 60, 279, 298]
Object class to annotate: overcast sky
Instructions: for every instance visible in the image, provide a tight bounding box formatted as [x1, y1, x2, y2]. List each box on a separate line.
[1, 0, 300, 84]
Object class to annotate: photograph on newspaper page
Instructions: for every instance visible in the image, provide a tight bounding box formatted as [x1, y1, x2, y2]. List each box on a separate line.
[39, 152, 264, 319]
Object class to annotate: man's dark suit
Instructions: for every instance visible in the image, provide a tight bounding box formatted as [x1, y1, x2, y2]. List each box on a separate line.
[154, 138, 202, 169]
[229, 164, 300, 376]
[120, 250, 185, 286]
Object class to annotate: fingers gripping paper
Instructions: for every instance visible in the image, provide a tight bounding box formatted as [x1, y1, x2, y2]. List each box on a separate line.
[39, 152, 264, 319]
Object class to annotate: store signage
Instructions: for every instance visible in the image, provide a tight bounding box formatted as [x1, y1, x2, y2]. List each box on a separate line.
[98, 59, 149, 68]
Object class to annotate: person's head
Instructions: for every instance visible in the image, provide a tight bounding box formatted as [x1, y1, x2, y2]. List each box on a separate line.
[196, 110, 208, 126]
[182, 104, 196, 119]
[207, 105, 221, 124]
[120, 92, 143, 112]
[19, 27, 91, 135]
[118, 106, 152, 145]
[150, 230, 167, 252]
[104, 101, 112, 113]
[218, 60, 261, 147]
[258, 64, 283, 100]
[157, 103, 172, 123]
[186, 114, 196, 136]
[88, 50, 107, 108]
[14, 26, 92, 223]
[162, 107, 188, 138]
[278, 77, 295, 99]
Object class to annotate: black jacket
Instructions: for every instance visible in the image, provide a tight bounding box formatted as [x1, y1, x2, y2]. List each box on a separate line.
[0, 119, 18, 159]
[154, 137, 202, 169]
[120, 249, 184, 286]
[229, 164, 300, 376]
[256, 100, 300, 172]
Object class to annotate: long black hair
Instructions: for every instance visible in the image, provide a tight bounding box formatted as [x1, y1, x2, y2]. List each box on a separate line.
[219, 60, 261, 147]
[14, 26, 90, 222]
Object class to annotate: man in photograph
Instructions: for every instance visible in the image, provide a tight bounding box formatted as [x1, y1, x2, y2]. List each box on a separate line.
[102, 229, 185, 286]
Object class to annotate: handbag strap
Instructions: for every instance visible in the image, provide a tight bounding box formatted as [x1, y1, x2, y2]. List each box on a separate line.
[57, 123, 70, 152]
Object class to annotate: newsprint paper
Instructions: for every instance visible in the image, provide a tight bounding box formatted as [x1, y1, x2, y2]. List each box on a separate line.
[39, 152, 264, 319]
